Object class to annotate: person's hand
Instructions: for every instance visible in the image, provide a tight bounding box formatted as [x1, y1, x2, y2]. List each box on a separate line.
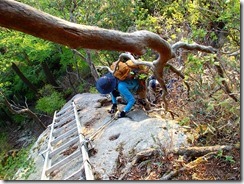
[108, 104, 117, 114]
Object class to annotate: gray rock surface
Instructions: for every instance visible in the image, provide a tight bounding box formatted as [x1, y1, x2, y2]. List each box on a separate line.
[14, 93, 189, 180]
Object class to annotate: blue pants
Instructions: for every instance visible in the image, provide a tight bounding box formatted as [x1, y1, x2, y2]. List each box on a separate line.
[111, 79, 139, 112]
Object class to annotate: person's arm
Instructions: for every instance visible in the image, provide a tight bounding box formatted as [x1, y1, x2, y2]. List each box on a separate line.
[109, 91, 118, 113]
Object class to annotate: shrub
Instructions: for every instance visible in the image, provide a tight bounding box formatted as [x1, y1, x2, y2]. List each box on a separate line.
[36, 91, 65, 115]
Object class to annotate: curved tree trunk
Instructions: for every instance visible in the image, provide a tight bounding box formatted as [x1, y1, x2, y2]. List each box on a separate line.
[0, 0, 174, 59]
[0, 0, 218, 112]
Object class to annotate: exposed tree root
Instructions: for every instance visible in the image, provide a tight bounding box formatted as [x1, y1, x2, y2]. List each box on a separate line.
[118, 145, 234, 180]
[172, 145, 233, 157]
[160, 152, 216, 180]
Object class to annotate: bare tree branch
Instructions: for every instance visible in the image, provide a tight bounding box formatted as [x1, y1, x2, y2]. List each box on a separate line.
[96, 66, 113, 74]
[72, 49, 99, 81]
[0, 0, 222, 114]
[166, 63, 190, 97]
[160, 152, 216, 180]
[0, 92, 46, 129]
[220, 50, 240, 56]
[72, 49, 86, 60]
[172, 41, 217, 54]
[0, 0, 174, 59]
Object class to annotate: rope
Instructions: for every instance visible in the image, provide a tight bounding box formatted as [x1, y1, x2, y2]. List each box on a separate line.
[88, 115, 117, 141]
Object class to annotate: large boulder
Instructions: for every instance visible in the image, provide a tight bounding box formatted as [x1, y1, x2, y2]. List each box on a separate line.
[14, 93, 189, 180]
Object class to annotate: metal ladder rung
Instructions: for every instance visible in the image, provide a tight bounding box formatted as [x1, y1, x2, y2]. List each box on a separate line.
[49, 137, 79, 158]
[55, 109, 74, 122]
[51, 127, 77, 146]
[64, 167, 84, 180]
[42, 102, 94, 180]
[56, 105, 72, 116]
[45, 149, 81, 176]
[52, 119, 76, 137]
[54, 114, 75, 128]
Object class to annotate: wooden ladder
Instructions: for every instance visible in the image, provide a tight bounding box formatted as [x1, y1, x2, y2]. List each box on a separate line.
[41, 102, 94, 180]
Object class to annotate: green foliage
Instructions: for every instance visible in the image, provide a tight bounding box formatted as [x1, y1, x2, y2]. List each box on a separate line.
[36, 85, 65, 115]
[0, 144, 35, 180]
[0, 0, 240, 179]
[89, 86, 98, 94]
[78, 83, 85, 93]
[76, 0, 135, 31]
[0, 132, 11, 154]
[179, 117, 190, 126]
[0, 0, 240, 141]
[216, 150, 235, 164]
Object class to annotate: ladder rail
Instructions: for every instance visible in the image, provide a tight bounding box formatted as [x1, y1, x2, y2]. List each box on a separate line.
[41, 111, 57, 180]
[45, 149, 81, 176]
[73, 102, 94, 180]
[41, 102, 95, 180]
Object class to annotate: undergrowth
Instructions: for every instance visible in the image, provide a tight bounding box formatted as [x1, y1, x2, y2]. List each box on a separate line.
[0, 143, 35, 180]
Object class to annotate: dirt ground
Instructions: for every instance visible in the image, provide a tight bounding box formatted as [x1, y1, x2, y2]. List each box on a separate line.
[108, 77, 241, 181]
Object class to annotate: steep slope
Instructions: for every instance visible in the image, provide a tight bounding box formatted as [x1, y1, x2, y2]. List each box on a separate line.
[14, 93, 189, 180]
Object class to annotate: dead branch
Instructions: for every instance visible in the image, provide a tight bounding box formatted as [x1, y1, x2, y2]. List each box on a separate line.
[118, 148, 160, 180]
[0, 92, 46, 129]
[132, 148, 160, 165]
[72, 49, 99, 81]
[172, 145, 233, 157]
[96, 66, 113, 74]
[214, 57, 238, 102]
[160, 152, 216, 180]
[72, 49, 86, 60]
[118, 144, 233, 180]
[220, 49, 240, 56]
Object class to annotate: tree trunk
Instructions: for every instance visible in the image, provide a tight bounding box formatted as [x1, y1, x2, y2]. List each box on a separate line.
[41, 61, 60, 89]
[11, 62, 38, 93]
[0, 0, 217, 113]
[0, 0, 173, 58]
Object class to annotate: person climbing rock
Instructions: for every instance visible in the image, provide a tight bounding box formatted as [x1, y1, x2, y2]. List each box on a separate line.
[96, 55, 150, 118]
[147, 75, 162, 104]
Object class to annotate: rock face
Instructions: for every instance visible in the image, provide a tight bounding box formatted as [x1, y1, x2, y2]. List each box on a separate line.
[14, 93, 189, 180]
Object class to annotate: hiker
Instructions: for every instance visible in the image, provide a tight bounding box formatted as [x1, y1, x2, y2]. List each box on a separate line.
[147, 75, 162, 104]
[96, 57, 150, 118]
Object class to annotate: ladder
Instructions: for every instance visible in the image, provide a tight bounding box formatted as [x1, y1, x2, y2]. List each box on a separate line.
[41, 102, 94, 180]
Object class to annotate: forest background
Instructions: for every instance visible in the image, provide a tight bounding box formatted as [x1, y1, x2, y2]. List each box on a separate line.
[0, 0, 240, 180]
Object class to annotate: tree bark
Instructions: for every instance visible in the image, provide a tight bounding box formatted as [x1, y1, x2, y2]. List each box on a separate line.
[11, 62, 38, 93]
[0, 0, 173, 58]
[172, 145, 233, 157]
[41, 61, 60, 89]
[0, 0, 217, 113]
